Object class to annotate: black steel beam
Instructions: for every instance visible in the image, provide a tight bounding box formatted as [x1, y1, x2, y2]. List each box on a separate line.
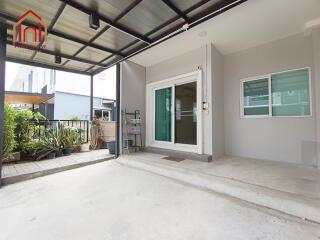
[7, 39, 106, 67]
[90, 75, 93, 120]
[0, 11, 122, 57]
[77, 0, 143, 72]
[52, 29, 124, 57]
[115, 63, 120, 158]
[31, 2, 67, 60]
[161, 0, 190, 23]
[61, 0, 143, 67]
[91, 0, 214, 74]
[152, 0, 246, 43]
[59, 0, 151, 44]
[0, 24, 7, 188]
[92, 0, 248, 75]
[6, 57, 91, 75]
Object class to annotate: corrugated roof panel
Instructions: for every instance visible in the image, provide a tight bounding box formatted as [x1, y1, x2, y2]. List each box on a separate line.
[41, 34, 83, 56]
[93, 27, 137, 51]
[118, 0, 177, 35]
[0, 0, 62, 26]
[64, 60, 92, 71]
[33, 52, 67, 67]
[71, 0, 135, 21]
[53, 5, 107, 42]
[186, 0, 222, 19]
[101, 55, 122, 65]
[169, 0, 204, 12]
[120, 41, 141, 55]
[77, 46, 112, 63]
[148, 18, 185, 40]
[6, 44, 34, 60]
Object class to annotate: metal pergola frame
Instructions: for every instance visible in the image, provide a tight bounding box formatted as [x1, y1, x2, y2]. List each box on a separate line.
[0, 0, 247, 186]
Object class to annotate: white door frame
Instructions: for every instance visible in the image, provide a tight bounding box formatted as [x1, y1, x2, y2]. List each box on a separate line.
[146, 70, 203, 154]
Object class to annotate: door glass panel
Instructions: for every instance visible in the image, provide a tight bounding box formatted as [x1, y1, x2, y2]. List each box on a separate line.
[155, 87, 172, 141]
[175, 82, 197, 145]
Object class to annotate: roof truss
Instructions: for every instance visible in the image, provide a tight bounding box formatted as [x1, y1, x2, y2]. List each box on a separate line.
[0, 0, 247, 76]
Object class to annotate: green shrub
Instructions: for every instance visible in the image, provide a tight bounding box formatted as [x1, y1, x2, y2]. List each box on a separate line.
[59, 126, 81, 148]
[3, 104, 16, 159]
[14, 109, 33, 152]
[14, 109, 46, 152]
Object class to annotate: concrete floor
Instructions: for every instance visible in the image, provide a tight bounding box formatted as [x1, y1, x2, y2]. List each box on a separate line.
[2, 149, 113, 185]
[123, 153, 320, 200]
[0, 160, 319, 240]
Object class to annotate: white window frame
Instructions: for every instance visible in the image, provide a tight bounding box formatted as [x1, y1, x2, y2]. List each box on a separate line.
[146, 70, 203, 154]
[94, 109, 110, 121]
[240, 67, 312, 118]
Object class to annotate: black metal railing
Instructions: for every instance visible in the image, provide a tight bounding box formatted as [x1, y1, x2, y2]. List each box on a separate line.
[28, 120, 89, 143]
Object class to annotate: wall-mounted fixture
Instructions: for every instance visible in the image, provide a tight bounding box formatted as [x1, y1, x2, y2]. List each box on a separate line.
[89, 12, 100, 30]
[55, 55, 61, 64]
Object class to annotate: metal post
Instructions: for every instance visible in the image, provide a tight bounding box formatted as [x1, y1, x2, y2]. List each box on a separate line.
[0, 24, 7, 188]
[90, 74, 93, 121]
[115, 63, 120, 158]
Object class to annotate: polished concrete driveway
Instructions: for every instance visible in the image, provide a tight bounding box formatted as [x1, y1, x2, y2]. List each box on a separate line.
[0, 160, 319, 240]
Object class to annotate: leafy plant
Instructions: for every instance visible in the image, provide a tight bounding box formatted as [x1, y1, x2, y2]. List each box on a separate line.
[3, 104, 16, 159]
[14, 109, 46, 152]
[14, 109, 34, 152]
[59, 126, 81, 149]
[33, 112, 46, 121]
[34, 130, 61, 160]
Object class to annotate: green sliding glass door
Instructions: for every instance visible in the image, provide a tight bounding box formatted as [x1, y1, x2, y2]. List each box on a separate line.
[155, 87, 172, 141]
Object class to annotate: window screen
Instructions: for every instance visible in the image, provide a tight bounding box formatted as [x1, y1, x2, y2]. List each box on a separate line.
[271, 69, 310, 116]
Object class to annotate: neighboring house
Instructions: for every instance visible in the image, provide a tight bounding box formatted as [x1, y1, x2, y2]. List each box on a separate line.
[9, 65, 115, 120]
[54, 91, 115, 121]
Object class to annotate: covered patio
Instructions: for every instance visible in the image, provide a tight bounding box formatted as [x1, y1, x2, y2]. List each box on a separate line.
[0, 0, 248, 187]
[117, 152, 320, 223]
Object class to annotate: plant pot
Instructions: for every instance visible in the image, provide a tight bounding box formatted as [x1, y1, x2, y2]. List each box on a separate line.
[56, 149, 63, 157]
[107, 141, 116, 154]
[80, 143, 90, 152]
[46, 152, 56, 159]
[73, 145, 81, 153]
[62, 148, 72, 156]
[3, 152, 21, 163]
[101, 141, 108, 149]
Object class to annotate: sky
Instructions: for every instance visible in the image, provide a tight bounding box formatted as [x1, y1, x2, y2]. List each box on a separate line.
[5, 62, 116, 100]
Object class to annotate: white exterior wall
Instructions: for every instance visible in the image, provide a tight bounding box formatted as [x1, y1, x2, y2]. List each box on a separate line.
[54, 91, 102, 120]
[211, 45, 225, 159]
[224, 33, 317, 165]
[120, 61, 146, 149]
[312, 28, 320, 167]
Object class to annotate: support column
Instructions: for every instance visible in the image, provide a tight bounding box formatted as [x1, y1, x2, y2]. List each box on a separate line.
[312, 28, 320, 168]
[0, 24, 7, 187]
[115, 63, 120, 158]
[90, 74, 93, 121]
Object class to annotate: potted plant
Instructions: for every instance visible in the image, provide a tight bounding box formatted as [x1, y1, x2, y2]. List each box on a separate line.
[38, 131, 61, 160]
[59, 126, 80, 156]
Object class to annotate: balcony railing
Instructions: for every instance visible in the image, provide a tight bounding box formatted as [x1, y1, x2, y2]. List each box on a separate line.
[28, 120, 89, 143]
